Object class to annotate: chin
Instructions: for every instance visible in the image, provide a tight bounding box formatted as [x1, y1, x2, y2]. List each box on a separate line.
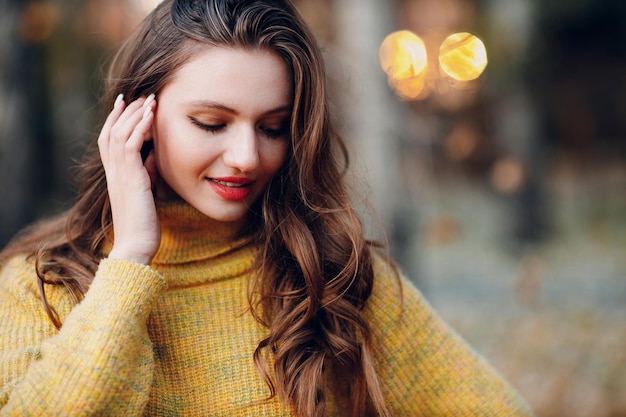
[198, 206, 250, 223]
[213, 214, 248, 223]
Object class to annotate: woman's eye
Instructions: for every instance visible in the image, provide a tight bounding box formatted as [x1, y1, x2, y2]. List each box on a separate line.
[260, 126, 288, 139]
[189, 116, 225, 133]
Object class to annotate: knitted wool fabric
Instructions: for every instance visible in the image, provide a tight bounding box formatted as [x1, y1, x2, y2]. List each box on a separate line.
[0, 200, 535, 416]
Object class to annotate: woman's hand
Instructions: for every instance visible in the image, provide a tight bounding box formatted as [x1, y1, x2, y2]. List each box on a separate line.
[98, 94, 160, 265]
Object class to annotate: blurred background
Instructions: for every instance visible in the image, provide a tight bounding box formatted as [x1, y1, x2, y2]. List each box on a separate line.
[0, 0, 624, 415]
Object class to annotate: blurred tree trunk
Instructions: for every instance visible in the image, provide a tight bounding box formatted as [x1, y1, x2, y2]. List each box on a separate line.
[333, 0, 419, 274]
[0, 0, 54, 246]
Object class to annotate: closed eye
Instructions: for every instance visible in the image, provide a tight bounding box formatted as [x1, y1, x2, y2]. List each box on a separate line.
[260, 126, 288, 139]
[189, 116, 225, 133]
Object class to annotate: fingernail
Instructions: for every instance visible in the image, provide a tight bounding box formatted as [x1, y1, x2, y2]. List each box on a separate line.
[144, 94, 155, 107]
[114, 93, 124, 108]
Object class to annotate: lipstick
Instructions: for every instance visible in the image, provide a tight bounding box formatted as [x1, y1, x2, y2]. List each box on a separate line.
[208, 177, 254, 201]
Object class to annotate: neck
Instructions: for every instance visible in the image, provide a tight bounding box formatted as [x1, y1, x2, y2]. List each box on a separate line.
[151, 199, 252, 265]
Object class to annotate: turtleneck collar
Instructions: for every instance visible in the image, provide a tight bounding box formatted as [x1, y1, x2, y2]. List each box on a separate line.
[152, 199, 254, 265]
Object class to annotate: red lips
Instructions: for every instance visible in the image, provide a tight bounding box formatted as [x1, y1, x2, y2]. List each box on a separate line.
[208, 177, 255, 201]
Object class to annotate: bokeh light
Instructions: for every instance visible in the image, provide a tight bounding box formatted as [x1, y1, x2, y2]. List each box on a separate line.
[388, 71, 427, 100]
[439, 32, 488, 81]
[19, 2, 60, 44]
[379, 30, 428, 80]
[444, 123, 481, 161]
[379, 30, 428, 100]
[490, 156, 525, 194]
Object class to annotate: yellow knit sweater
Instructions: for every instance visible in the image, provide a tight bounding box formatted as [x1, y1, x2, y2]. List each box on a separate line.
[0, 201, 534, 416]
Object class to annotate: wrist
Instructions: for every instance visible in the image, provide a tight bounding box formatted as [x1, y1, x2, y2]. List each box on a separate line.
[108, 246, 154, 265]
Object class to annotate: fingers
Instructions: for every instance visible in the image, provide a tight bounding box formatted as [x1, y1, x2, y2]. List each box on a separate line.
[111, 97, 154, 172]
[97, 94, 162, 264]
[110, 95, 154, 149]
[98, 94, 157, 172]
[125, 95, 156, 155]
[97, 94, 126, 165]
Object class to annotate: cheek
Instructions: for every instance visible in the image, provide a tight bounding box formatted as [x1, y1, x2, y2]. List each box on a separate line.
[152, 116, 170, 168]
[262, 142, 289, 176]
[153, 120, 194, 172]
[156, 141, 203, 179]
[153, 133, 175, 174]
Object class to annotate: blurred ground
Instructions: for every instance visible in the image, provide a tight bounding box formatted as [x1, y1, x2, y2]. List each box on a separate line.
[410, 158, 626, 417]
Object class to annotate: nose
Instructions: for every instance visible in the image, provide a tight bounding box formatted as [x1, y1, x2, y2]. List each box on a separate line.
[222, 125, 260, 173]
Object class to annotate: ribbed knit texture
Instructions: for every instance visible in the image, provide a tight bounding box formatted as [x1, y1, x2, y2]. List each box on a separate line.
[0, 200, 535, 416]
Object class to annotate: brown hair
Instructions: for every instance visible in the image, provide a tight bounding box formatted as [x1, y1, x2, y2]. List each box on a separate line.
[0, 1, 390, 416]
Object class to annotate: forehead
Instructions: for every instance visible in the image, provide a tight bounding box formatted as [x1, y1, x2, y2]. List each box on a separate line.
[161, 46, 292, 111]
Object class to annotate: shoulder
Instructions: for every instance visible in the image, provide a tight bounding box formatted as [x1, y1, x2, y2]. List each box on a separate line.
[0, 255, 41, 300]
[365, 249, 432, 328]
[366, 249, 454, 342]
[370, 250, 404, 291]
[364, 251, 536, 416]
[367, 249, 424, 310]
[0, 255, 74, 324]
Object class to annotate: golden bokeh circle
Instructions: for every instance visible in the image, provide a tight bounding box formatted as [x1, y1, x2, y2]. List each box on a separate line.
[439, 32, 488, 81]
[379, 30, 428, 81]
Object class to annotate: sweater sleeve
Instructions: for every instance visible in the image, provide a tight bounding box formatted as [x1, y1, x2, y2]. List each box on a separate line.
[366, 256, 535, 416]
[0, 257, 167, 416]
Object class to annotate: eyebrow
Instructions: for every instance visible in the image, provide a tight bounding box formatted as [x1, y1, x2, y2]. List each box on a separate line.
[186, 100, 292, 116]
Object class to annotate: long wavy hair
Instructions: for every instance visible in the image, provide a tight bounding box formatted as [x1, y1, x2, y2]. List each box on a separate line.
[0, 1, 390, 416]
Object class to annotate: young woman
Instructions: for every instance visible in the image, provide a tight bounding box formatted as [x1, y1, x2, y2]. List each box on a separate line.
[0, 0, 535, 416]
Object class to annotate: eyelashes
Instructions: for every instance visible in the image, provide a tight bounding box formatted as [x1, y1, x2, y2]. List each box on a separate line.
[260, 127, 288, 139]
[188, 116, 288, 139]
[189, 116, 225, 133]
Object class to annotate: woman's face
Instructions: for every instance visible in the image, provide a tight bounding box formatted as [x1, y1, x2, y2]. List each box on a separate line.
[153, 46, 292, 222]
